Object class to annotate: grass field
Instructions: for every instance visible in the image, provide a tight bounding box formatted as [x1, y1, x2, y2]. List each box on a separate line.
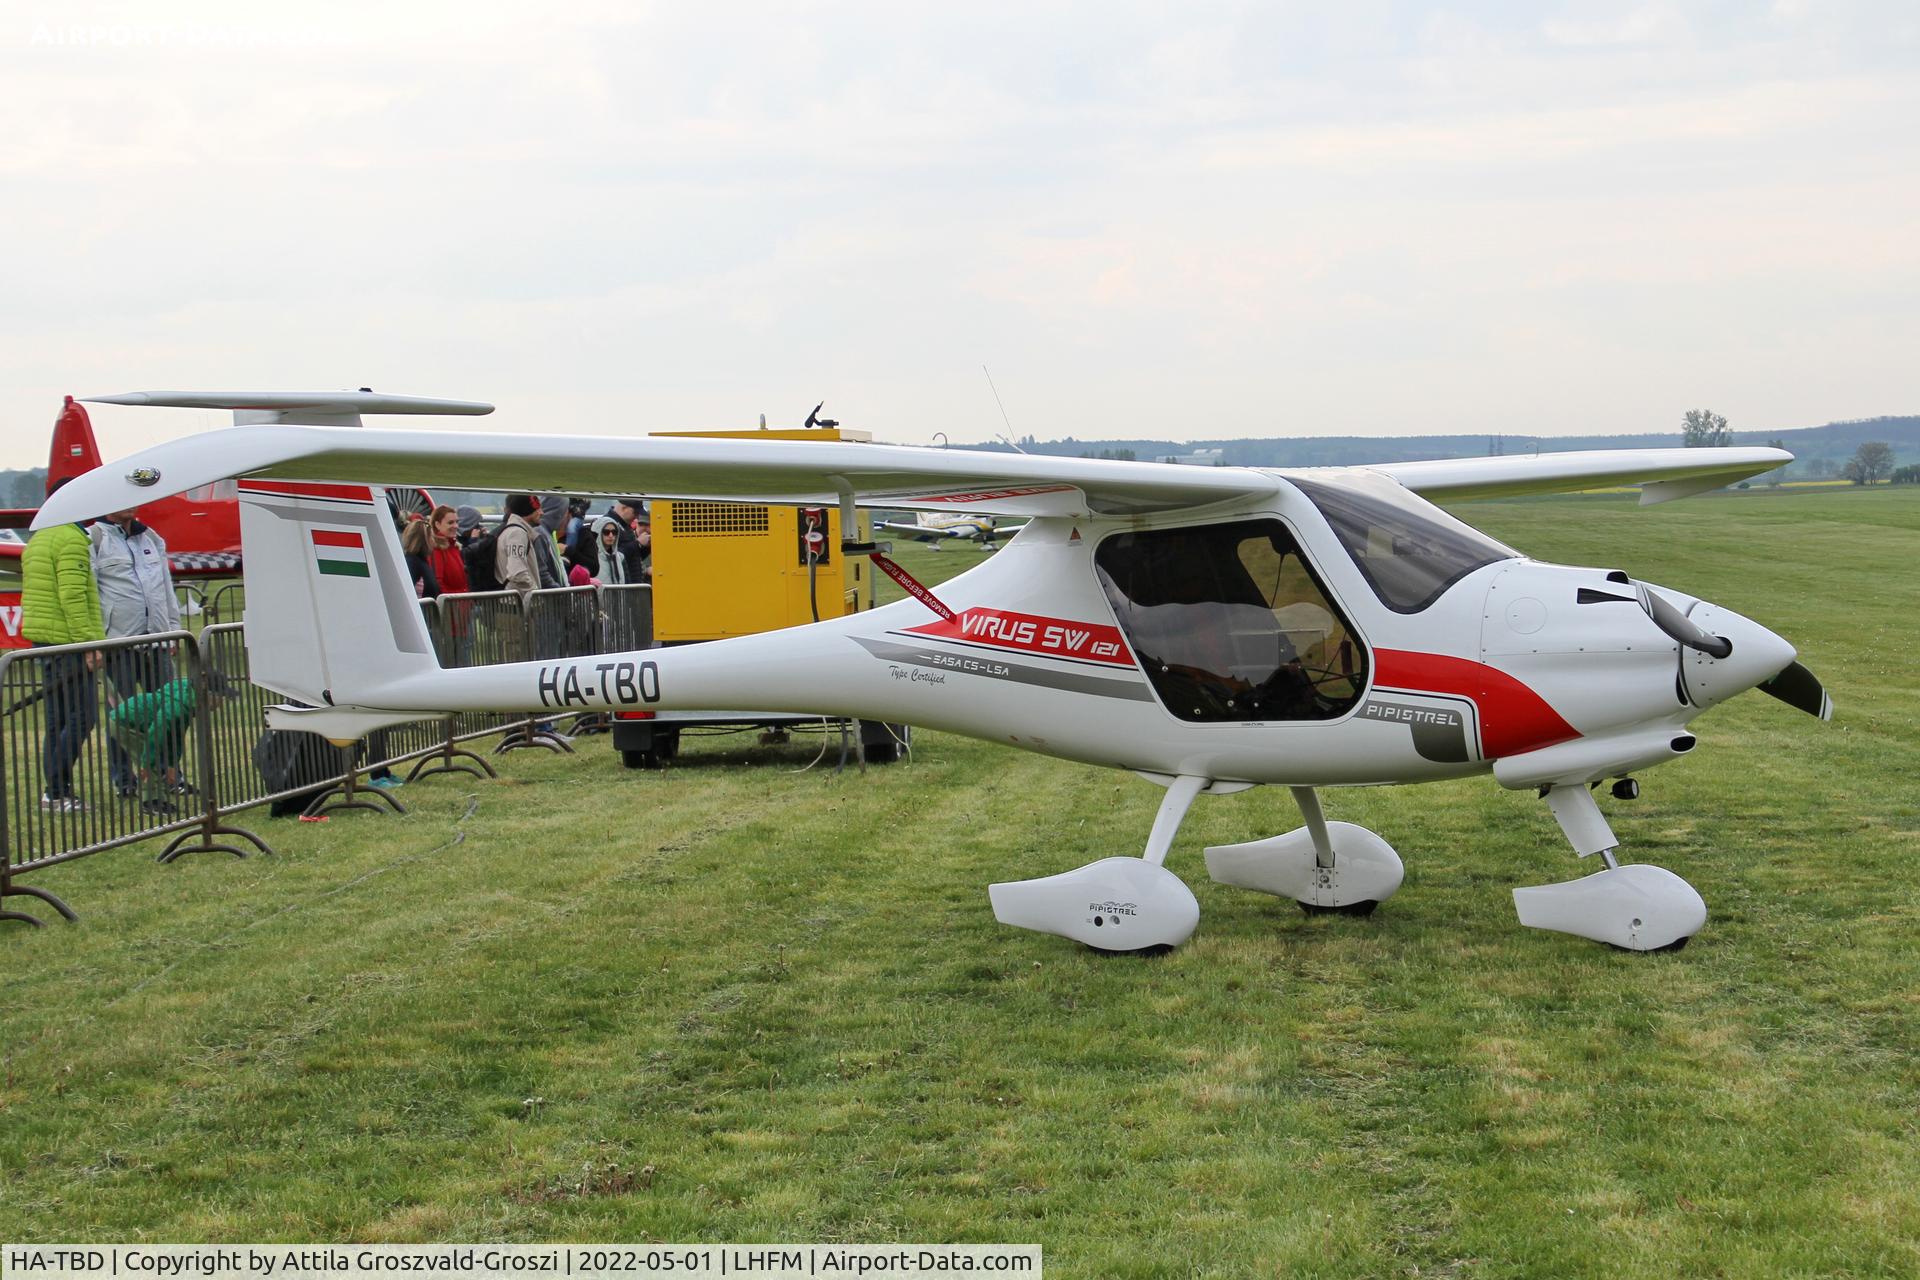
[3, 488, 1917, 1277]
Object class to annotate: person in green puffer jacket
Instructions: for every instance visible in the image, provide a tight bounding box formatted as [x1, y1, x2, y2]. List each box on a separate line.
[20, 482, 106, 812]
[107, 676, 197, 816]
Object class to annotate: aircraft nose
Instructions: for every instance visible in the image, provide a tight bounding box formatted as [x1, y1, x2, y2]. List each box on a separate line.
[1677, 601, 1797, 708]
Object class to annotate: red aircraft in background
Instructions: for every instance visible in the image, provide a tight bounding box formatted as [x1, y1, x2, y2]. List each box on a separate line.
[1, 395, 436, 648]
[1, 397, 246, 576]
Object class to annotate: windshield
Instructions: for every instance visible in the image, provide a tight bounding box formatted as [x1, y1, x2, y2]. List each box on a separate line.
[1095, 519, 1366, 723]
[1289, 473, 1517, 613]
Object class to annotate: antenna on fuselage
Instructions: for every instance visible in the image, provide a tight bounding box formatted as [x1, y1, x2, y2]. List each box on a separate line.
[983, 365, 1026, 454]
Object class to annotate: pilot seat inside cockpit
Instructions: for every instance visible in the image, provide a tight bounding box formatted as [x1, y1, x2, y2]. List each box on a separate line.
[1094, 520, 1366, 723]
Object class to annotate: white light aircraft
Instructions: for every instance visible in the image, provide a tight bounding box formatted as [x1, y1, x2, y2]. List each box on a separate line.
[874, 511, 1027, 549]
[37, 391, 1832, 954]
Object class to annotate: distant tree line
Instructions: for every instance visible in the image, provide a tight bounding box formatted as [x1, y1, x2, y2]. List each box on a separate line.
[2, 468, 47, 507]
[1676, 412, 1909, 487]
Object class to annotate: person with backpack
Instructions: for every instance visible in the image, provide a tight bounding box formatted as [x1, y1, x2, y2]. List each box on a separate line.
[461, 506, 509, 594]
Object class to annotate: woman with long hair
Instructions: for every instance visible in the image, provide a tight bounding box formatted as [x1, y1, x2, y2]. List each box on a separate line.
[426, 505, 469, 595]
[424, 504, 471, 667]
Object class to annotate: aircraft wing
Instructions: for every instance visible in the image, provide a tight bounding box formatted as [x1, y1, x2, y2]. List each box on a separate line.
[1362, 446, 1791, 506]
[34, 424, 1276, 528]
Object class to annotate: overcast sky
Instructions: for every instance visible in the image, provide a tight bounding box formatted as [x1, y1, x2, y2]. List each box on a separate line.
[3, 1, 1915, 467]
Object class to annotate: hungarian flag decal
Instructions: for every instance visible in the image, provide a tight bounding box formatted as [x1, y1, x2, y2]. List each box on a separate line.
[310, 528, 371, 578]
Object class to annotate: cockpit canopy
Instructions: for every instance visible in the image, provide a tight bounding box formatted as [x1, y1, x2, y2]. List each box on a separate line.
[1096, 519, 1366, 723]
[1289, 471, 1517, 614]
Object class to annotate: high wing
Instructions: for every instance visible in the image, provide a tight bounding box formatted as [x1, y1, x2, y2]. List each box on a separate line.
[1363, 447, 1790, 506]
[30, 387, 1792, 532]
[33, 422, 1274, 528]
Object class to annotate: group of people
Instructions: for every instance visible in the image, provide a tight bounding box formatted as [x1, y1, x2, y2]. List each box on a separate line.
[367, 495, 653, 789]
[393, 495, 651, 602]
[19, 480, 197, 816]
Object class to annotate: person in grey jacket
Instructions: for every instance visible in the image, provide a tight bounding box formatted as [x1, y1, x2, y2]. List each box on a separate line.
[91, 508, 184, 797]
[495, 495, 541, 600]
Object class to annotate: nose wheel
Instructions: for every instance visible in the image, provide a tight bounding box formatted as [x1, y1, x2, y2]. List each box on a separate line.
[1513, 783, 1706, 951]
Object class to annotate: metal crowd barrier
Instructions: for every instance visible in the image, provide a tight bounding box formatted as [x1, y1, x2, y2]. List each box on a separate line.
[174, 581, 208, 629]
[205, 581, 246, 625]
[1, 582, 653, 927]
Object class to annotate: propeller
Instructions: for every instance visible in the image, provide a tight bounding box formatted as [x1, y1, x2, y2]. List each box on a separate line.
[1759, 661, 1834, 721]
[1614, 578, 1833, 720]
[1635, 584, 1733, 659]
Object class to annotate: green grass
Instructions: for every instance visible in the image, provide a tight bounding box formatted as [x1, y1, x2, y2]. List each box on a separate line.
[3, 490, 1917, 1277]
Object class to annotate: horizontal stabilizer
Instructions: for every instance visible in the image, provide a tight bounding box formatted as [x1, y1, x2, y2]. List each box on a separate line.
[84, 390, 494, 428]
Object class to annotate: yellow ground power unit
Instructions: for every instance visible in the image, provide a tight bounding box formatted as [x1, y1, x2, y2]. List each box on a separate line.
[647, 426, 876, 642]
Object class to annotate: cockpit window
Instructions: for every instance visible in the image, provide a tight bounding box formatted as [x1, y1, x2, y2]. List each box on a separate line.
[1289, 473, 1517, 614]
[1095, 519, 1366, 723]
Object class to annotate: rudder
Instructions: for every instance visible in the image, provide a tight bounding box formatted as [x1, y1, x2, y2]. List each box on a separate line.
[237, 480, 438, 705]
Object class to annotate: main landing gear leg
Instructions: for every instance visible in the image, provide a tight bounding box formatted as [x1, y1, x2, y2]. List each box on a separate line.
[1202, 787, 1404, 915]
[987, 775, 1205, 952]
[1511, 784, 1705, 951]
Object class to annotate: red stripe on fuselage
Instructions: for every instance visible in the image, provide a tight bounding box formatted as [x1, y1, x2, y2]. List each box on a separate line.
[238, 480, 373, 502]
[1374, 649, 1579, 758]
[308, 529, 365, 548]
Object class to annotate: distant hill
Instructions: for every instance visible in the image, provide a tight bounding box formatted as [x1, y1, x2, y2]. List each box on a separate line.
[984, 415, 1920, 479]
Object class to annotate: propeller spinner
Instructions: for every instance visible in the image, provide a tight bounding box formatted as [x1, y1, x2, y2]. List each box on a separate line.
[1632, 582, 1834, 722]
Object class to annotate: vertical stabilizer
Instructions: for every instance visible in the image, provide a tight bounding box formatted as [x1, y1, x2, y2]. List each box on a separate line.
[48, 396, 103, 492]
[237, 480, 438, 705]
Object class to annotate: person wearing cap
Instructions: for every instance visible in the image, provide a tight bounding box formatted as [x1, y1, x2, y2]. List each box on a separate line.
[616, 498, 652, 581]
[563, 497, 591, 551]
[454, 505, 483, 548]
